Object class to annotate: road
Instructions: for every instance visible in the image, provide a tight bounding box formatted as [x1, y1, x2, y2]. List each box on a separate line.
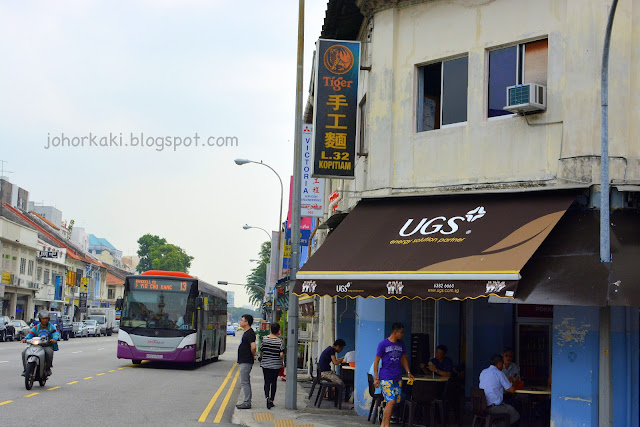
[0, 332, 243, 426]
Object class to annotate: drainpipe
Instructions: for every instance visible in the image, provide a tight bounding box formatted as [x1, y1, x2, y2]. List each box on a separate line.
[599, 1, 618, 426]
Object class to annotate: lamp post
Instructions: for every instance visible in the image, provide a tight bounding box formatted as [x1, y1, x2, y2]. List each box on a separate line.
[235, 159, 284, 324]
[242, 224, 271, 240]
[217, 280, 266, 295]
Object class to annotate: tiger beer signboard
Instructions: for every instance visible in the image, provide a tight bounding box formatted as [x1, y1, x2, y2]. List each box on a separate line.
[312, 39, 360, 179]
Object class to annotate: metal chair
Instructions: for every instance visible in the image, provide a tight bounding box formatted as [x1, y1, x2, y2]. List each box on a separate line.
[470, 387, 511, 427]
[431, 378, 462, 426]
[367, 373, 384, 423]
[313, 365, 344, 409]
[402, 380, 439, 427]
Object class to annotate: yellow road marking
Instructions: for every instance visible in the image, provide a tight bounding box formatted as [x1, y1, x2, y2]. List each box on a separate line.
[67, 381, 78, 385]
[213, 368, 240, 423]
[108, 370, 116, 373]
[47, 386, 61, 391]
[117, 367, 125, 370]
[24, 392, 39, 398]
[274, 420, 294, 427]
[84, 376, 93, 380]
[97, 373, 105, 376]
[198, 363, 237, 423]
[0, 400, 13, 406]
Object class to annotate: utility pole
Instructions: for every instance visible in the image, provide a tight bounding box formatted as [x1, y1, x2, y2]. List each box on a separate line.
[599, 1, 618, 426]
[285, 0, 304, 410]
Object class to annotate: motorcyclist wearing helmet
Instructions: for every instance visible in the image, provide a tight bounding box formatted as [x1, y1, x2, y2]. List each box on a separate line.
[21, 311, 59, 377]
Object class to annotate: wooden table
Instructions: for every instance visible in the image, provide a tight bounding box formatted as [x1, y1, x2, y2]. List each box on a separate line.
[516, 386, 551, 395]
[402, 375, 449, 383]
[516, 386, 551, 427]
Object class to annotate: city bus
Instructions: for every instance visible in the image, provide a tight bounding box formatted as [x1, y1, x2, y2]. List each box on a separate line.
[117, 270, 227, 364]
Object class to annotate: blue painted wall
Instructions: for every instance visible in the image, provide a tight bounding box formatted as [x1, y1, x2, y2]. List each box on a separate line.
[550, 306, 599, 427]
[610, 307, 640, 427]
[354, 297, 386, 416]
[469, 299, 515, 389]
[436, 300, 461, 365]
[336, 297, 356, 353]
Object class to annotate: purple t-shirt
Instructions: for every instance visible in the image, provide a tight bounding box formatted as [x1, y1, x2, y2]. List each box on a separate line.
[376, 338, 407, 381]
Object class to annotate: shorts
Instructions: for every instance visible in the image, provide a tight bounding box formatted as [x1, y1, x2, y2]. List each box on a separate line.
[380, 380, 402, 403]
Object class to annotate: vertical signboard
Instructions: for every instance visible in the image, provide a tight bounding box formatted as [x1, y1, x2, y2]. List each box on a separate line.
[312, 39, 360, 178]
[79, 293, 87, 313]
[301, 124, 324, 216]
[54, 275, 63, 301]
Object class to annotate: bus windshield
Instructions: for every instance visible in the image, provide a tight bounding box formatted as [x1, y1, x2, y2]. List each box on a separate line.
[121, 279, 196, 331]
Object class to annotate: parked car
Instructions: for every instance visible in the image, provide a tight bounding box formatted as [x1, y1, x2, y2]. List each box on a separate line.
[73, 321, 88, 338]
[83, 320, 100, 337]
[226, 324, 236, 336]
[49, 311, 72, 341]
[11, 319, 30, 339]
[0, 315, 16, 342]
[113, 320, 120, 333]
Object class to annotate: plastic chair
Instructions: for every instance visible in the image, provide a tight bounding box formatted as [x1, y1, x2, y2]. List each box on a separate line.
[367, 373, 383, 423]
[431, 378, 461, 426]
[470, 388, 510, 427]
[402, 380, 439, 427]
[308, 360, 321, 399]
[313, 366, 344, 409]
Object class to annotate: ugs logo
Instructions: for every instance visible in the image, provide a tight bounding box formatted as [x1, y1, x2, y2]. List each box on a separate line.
[301, 280, 318, 293]
[336, 282, 351, 293]
[386, 281, 404, 295]
[399, 207, 486, 237]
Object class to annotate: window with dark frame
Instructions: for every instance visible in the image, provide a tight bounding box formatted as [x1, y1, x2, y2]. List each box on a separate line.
[108, 286, 115, 300]
[488, 38, 548, 118]
[417, 56, 469, 132]
[20, 258, 26, 274]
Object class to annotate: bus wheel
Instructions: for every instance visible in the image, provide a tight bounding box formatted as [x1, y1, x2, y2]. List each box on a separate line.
[132, 360, 141, 365]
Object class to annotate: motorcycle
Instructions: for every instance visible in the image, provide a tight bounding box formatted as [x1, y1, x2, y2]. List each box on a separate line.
[23, 335, 52, 390]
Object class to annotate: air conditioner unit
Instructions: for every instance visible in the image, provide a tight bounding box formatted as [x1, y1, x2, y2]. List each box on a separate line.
[504, 83, 546, 114]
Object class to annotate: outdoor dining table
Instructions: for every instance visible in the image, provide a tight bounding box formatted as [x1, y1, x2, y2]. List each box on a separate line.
[516, 386, 551, 427]
[340, 365, 356, 403]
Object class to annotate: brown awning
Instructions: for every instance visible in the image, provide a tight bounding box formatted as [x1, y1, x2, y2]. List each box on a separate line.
[294, 191, 576, 300]
[490, 209, 640, 307]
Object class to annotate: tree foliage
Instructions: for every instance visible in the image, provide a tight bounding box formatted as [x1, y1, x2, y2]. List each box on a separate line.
[136, 233, 194, 273]
[245, 241, 270, 306]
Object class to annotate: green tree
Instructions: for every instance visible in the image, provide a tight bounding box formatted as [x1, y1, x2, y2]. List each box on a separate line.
[245, 241, 270, 306]
[136, 233, 193, 273]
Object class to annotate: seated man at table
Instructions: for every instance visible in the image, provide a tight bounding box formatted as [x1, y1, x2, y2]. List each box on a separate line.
[479, 354, 520, 425]
[318, 339, 346, 386]
[343, 350, 356, 364]
[502, 347, 521, 385]
[420, 344, 453, 377]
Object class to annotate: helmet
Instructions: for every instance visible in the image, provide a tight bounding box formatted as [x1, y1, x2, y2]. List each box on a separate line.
[38, 311, 50, 320]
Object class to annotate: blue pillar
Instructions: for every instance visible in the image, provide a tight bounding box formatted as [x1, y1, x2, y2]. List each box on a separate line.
[551, 306, 599, 426]
[354, 297, 386, 416]
[611, 306, 640, 427]
[336, 297, 356, 353]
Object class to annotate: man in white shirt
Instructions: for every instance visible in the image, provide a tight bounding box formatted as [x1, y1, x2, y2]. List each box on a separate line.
[343, 350, 356, 364]
[478, 354, 520, 425]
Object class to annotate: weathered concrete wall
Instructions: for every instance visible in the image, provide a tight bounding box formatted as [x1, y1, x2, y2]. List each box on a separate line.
[342, 0, 640, 206]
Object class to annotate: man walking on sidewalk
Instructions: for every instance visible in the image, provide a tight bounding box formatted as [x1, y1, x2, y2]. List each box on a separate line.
[236, 314, 257, 410]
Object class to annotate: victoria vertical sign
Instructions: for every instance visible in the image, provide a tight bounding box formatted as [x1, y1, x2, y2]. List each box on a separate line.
[312, 39, 360, 179]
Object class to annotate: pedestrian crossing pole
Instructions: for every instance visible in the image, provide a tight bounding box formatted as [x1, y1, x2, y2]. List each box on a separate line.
[285, 0, 305, 410]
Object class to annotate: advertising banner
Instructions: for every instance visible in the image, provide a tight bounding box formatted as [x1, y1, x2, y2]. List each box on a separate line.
[301, 124, 324, 217]
[312, 39, 360, 178]
[54, 275, 63, 301]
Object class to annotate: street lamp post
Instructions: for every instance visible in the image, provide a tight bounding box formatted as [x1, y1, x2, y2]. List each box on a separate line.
[242, 224, 271, 240]
[217, 280, 266, 295]
[235, 159, 284, 325]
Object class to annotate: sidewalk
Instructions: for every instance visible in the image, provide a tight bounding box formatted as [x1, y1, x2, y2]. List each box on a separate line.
[232, 368, 372, 427]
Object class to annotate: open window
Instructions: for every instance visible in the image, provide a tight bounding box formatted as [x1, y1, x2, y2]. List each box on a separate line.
[417, 56, 469, 132]
[488, 39, 548, 118]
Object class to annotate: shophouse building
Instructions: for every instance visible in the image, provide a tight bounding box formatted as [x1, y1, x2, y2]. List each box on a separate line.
[295, 1, 640, 425]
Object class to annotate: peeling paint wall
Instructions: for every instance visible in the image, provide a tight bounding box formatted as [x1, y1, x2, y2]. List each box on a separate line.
[354, 297, 386, 416]
[551, 306, 599, 426]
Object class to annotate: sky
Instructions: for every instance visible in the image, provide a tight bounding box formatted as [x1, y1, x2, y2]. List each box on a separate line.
[0, 0, 329, 308]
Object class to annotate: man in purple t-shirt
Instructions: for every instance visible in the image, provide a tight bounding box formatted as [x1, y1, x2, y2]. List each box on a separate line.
[373, 322, 414, 427]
